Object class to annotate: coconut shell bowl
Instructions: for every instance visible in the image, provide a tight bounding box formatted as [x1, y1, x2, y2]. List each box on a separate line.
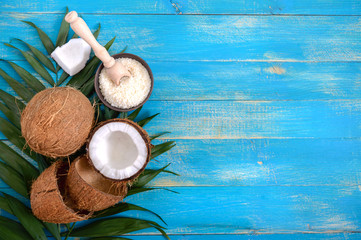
[94, 53, 154, 112]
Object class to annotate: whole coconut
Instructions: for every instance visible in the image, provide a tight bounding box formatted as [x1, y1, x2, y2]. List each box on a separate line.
[21, 87, 94, 158]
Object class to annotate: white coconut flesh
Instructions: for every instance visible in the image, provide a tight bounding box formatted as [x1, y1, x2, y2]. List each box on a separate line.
[89, 122, 148, 180]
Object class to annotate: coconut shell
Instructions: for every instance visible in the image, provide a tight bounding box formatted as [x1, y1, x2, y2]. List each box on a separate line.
[66, 155, 128, 211]
[87, 118, 151, 182]
[21, 87, 94, 158]
[30, 161, 92, 223]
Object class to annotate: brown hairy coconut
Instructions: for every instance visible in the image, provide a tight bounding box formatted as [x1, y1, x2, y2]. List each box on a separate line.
[66, 155, 128, 211]
[30, 161, 92, 223]
[66, 119, 151, 211]
[21, 87, 94, 158]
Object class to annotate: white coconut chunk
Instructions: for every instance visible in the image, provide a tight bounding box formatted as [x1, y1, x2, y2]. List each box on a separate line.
[51, 38, 91, 76]
[89, 122, 148, 180]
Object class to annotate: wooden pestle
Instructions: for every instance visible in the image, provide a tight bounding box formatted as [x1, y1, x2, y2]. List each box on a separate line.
[65, 11, 130, 86]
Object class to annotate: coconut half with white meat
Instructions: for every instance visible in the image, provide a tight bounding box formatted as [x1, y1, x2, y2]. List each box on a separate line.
[88, 118, 151, 181]
[66, 118, 151, 211]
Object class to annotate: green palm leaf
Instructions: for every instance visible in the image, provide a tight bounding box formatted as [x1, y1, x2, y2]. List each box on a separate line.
[150, 132, 170, 140]
[68, 217, 168, 239]
[0, 162, 28, 197]
[6, 61, 46, 92]
[134, 164, 173, 188]
[12, 38, 56, 73]
[151, 142, 176, 160]
[22, 20, 55, 55]
[90, 237, 131, 240]
[127, 187, 178, 196]
[0, 195, 11, 213]
[137, 113, 159, 127]
[120, 112, 127, 118]
[0, 89, 24, 127]
[0, 216, 33, 240]
[0, 117, 24, 150]
[3, 193, 47, 240]
[0, 67, 34, 102]
[80, 76, 95, 96]
[93, 202, 166, 225]
[127, 106, 142, 121]
[0, 102, 21, 129]
[0, 141, 39, 182]
[57, 70, 69, 86]
[55, 7, 69, 48]
[93, 23, 101, 39]
[4, 43, 54, 86]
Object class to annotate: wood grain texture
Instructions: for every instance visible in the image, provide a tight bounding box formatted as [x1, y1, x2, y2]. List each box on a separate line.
[2, 61, 361, 101]
[2, 100, 361, 140]
[1, 14, 361, 62]
[1, 138, 361, 188]
[119, 234, 361, 240]
[1, 0, 361, 15]
[0, 1, 360, 239]
[137, 100, 361, 139]
[2, 186, 361, 234]
[1, 99, 361, 139]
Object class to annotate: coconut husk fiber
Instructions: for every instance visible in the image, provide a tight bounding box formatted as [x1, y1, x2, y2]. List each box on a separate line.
[87, 118, 151, 182]
[21, 87, 94, 158]
[30, 161, 92, 223]
[66, 155, 128, 212]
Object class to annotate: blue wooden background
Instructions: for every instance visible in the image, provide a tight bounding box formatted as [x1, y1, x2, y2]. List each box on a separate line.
[1, 0, 361, 239]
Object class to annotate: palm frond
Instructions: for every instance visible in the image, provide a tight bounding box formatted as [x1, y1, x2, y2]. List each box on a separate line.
[93, 202, 166, 225]
[0, 67, 34, 102]
[67, 217, 169, 239]
[0, 216, 33, 240]
[12, 38, 56, 73]
[3, 193, 48, 239]
[5, 61, 46, 92]
[22, 20, 55, 55]
[55, 7, 69, 48]
[4, 43, 54, 86]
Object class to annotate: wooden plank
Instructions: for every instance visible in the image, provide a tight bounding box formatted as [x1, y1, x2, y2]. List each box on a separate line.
[1, 0, 361, 15]
[1, 14, 360, 62]
[139, 138, 361, 187]
[2, 100, 361, 139]
[1, 138, 361, 188]
[2, 186, 361, 234]
[2, 61, 361, 101]
[128, 234, 361, 240]
[137, 100, 361, 139]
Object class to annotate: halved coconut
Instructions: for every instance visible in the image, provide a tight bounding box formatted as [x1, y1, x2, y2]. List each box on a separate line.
[66, 155, 128, 211]
[30, 161, 92, 223]
[87, 118, 151, 181]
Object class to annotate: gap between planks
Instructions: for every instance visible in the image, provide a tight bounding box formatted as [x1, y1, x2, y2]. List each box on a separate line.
[1, 12, 361, 17]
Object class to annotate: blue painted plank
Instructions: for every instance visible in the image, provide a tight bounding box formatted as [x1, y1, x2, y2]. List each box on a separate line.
[2, 100, 361, 139]
[1, 14, 360, 61]
[141, 138, 361, 187]
[2, 0, 361, 15]
[1, 138, 361, 188]
[126, 234, 361, 240]
[137, 100, 361, 139]
[3, 186, 360, 234]
[2, 61, 361, 101]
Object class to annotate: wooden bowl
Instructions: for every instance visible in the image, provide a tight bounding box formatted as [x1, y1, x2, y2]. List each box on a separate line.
[94, 53, 154, 112]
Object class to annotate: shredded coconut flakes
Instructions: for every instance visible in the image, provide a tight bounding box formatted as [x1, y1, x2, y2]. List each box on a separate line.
[99, 58, 151, 109]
